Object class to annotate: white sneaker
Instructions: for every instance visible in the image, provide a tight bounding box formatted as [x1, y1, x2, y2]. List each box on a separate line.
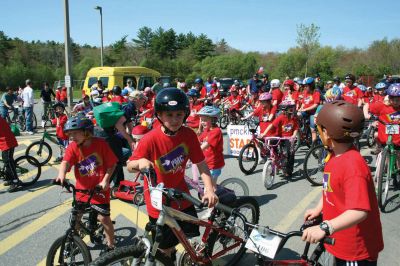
[27, 131, 34, 135]
[41, 121, 45, 128]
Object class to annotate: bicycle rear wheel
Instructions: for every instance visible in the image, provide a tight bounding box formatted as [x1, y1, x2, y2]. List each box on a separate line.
[26, 141, 53, 166]
[238, 143, 259, 175]
[377, 148, 392, 211]
[14, 155, 41, 186]
[366, 127, 376, 148]
[303, 145, 326, 186]
[219, 177, 249, 196]
[262, 160, 275, 190]
[46, 235, 92, 266]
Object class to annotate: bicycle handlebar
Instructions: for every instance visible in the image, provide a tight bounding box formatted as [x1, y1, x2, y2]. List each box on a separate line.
[52, 179, 102, 198]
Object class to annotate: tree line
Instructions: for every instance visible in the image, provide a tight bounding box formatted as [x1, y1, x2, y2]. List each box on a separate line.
[1, 24, 399, 90]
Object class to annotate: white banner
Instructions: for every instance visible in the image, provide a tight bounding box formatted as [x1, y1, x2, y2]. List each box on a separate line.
[227, 125, 260, 156]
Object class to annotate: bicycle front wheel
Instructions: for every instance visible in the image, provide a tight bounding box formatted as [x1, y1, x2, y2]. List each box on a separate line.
[219, 114, 229, 129]
[219, 177, 249, 196]
[15, 155, 41, 186]
[46, 235, 92, 266]
[238, 143, 259, 175]
[262, 160, 275, 190]
[26, 141, 53, 166]
[377, 148, 390, 210]
[366, 127, 376, 148]
[303, 144, 326, 186]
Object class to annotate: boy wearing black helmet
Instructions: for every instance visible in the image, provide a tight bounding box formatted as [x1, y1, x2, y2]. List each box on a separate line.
[56, 115, 118, 252]
[302, 100, 383, 265]
[127, 88, 218, 260]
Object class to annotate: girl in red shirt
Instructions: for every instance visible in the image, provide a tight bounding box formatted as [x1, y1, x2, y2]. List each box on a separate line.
[51, 102, 69, 163]
[282, 79, 300, 108]
[223, 86, 243, 121]
[186, 89, 204, 132]
[342, 74, 363, 107]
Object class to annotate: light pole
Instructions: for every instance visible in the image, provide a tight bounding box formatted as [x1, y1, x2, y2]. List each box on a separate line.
[63, 0, 73, 110]
[94, 6, 103, 66]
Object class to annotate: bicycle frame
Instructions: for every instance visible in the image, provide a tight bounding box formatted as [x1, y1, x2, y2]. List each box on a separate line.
[264, 137, 292, 171]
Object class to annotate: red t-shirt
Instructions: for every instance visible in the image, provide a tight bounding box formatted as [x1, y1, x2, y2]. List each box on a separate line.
[362, 91, 373, 103]
[64, 138, 118, 204]
[342, 86, 362, 105]
[253, 105, 277, 135]
[271, 114, 299, 137]
[130, 126, 205, 218]
[323, 148, 383, 261]
[282, 90, 299, 105]
[271, 88, 283, 105]
[301, 90, 320, 114]
[101, 96, 110, 103]
[51, 114, 68, 140]
[200, 86, 207, 99]
[60, 88, 67, 102]
[369, 101, 400, 146]
[210, 88, 221, 102]
[198, 127, 225, 170]
[371, 94, 385, 104]
[186, 101, 204, 128]
[0, 117, 18, 151]
[56, 90, 62, 102]
[227, 95, 242, 111]
[110, 95, 127, 105]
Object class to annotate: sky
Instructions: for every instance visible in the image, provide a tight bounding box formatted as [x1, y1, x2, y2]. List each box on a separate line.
[1, 0, 399, 53]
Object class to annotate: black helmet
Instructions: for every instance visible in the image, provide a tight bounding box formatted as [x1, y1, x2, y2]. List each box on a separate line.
[344, 74, 355, 83]
[112, 86, 122, 95]
[155, 88, 190, 119]
[333, 76, 340, 82]
[53, 102, 65, 110]
[64, 115, 94, 134]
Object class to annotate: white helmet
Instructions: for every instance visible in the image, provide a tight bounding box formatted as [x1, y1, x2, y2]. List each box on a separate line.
[90, 90, 100, 97]
[270, 79, 281, 88]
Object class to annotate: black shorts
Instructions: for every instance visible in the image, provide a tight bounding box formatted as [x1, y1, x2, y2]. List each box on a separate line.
[75, 202, 111, 216]
[335, 258, 377, 266]
[149, 205, 200, 249]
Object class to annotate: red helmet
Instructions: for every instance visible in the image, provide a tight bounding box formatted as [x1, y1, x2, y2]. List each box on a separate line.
[211, 82, 218, 88]
[132, 124, 150, 140]
[284, 79, 295, 90]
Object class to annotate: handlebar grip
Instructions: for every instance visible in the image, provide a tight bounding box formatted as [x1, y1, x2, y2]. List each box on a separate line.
[323, 237, 335, 245]
[181, 192, 206, 208]
[52, 179, 72, 192]
[215, 202, 234, 216]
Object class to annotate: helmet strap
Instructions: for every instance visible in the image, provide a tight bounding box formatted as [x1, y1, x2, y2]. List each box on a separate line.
[155, 114, 180, 136]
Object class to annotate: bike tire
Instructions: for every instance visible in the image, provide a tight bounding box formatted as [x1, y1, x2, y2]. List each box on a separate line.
[238, 143, 259, 175]
[303, 144, 326, 186]
[46, 235, 92, 266]
[14, 155, 41, 186]
[25, 141, 53, 166]
[32, 112, 37, 129]
[219, 177, 249, 196]
[206, 196, 260, 266]
[18, 114, 26, 131]
[305, 126, 312, 148]
[219, 114, 229, 129]
[377, 147, 390, 211]
[294, 131, 301, 152]
[89, 239, 174, 266]
[262, 160, 275, 190]
[366, 127, 376, 148]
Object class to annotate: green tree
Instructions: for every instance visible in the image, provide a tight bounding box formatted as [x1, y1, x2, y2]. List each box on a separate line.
[191, 34, 215, 61]
[132, 26, 153, 57]
[296, 23, 320, 77]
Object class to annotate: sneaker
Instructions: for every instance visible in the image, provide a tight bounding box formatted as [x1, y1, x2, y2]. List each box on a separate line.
[3, 180, 11, 186]
[8, 182, 19, 193]
[27, 131, 34, 135]
[53, 156, 63, 163]
[41, 121, 45, 128]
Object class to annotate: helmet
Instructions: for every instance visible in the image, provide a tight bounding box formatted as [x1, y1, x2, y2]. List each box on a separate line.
[324, 87, 342, 102]
[375, 82, 387, 91]
[229, 85, 238, 92]
[293, 77, 302, 84]
[179, 82, 187, 88]
[303, 77, 315, 85]
[316, 100, 364, 141]
[131, 124, 150, 139]
[283, 79, 295, 89]
[270, 79, 281, 88]
[344, 74, 355, 82]
[187, 88, 200, 98]
[90, 90, 100, 97]
[64, 115, 94, 133]
[112, 86, 122, 95]
[144, 87, 152, 93]
[279, 101, 296, 112]
[333, 76, 340, 82]
[194, 78, 203, 84]
[53, 102, 65, 110]
[262, 73, 269, 79]
[358, 84, 367, 92]
[234, 80, 240, 87]
[155, 88, 190, 117]
[259, 92, 272, 101]
[197, 106, 220, 119]
[211, 82, 218, 88]
[386, 83, 400, 97]
[121, 88, 129, 96]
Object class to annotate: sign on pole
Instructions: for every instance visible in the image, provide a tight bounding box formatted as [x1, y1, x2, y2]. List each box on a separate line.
[64, 75, 71, 88]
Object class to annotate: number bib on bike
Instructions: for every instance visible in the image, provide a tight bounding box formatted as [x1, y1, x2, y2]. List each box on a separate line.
[385, 124, 399, 135]
[245, 228, 282, 259]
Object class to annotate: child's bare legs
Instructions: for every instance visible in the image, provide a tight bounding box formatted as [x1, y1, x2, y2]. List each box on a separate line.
[98, 214, 115, 248]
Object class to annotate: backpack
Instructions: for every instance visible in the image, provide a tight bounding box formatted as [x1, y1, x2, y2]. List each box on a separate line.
[93, 102, 124, 128]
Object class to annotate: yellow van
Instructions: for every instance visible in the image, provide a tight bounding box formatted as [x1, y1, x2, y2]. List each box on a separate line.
[82, 66, 160, 96]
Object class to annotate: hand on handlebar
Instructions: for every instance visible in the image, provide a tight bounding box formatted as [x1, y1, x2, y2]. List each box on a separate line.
[98, 180, 109, 191]
[304, 208, 321, 222]
[301, 225, 326, 244]
[202, 189, 219, 208]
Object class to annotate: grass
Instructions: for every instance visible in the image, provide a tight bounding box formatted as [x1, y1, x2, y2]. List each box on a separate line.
[33, 89, 82, 100]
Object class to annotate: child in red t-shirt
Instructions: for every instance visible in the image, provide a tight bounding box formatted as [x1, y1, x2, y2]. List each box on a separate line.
[51, 102, 69, 163]
[223, 86, 243, 121]
[56, 115, 118, 251]
[186, 89, 204, 132]
[270, 79, 283, 107]
[127, 88, 218, 259]
[197, 106, 225, 182]
[0, 116, 19, 192]
[302, 100, 383, 265]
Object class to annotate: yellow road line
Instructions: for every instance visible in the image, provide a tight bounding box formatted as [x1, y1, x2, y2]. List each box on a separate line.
[0, 199, 72, 256]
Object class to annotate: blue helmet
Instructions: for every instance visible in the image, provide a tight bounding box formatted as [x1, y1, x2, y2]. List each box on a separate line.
[121, 88, 128, 96]
[197, 106, 220, 119]
[64, 115, 94, 133]
[194, 78, 203, 84]
[386, 83, 400, 97]
[303, 77, 315, 85]
[358, 84, 367, 92]
[375, 82, 387, 91]
[187, 88, 200, 98]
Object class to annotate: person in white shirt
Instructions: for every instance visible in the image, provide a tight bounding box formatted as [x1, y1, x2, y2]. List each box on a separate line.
[21, 79, 35, 134]
[124, 79, 135, 93]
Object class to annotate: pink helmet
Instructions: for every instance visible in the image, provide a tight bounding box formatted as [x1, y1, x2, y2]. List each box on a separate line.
[259, 92, 272, 101]
[179, 82, 187, 88]
[144, 87, 152, 93]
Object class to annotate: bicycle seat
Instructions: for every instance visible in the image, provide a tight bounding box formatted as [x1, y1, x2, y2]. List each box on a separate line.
[215, 186, 237, 206]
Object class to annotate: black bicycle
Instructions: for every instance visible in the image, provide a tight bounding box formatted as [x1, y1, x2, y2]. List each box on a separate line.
[46, 180, 112, 266]
[0, 155, 41, 187]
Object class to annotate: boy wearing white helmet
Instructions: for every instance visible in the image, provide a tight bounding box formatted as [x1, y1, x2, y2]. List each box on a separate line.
[270, 79, 283, 107]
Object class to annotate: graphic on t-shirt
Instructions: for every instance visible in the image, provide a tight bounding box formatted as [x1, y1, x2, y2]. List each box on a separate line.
[386, 111, 400, 123]
[304, 96, 312, 104]
[157, 144, 188, 174]
[323, 172, 334, 206]
[282, 123, 293, 132]
[344, 91, 356, 98]
[77, 153, 102, 177]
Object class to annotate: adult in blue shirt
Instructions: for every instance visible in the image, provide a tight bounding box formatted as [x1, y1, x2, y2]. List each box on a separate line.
[0, 86, 18, 120]
[247, 74, 262, 96]
[205, 76, 213, 94]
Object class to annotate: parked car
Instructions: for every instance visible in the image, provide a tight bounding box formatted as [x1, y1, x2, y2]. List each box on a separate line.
[218, 78, 243, 97]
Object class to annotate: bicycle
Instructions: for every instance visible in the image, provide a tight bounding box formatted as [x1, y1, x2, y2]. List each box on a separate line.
[245, 215, 335, 266]
[47, 180, 113, 266]
[41, 102, 57, 128]
[303, 144, 329, 186]
[296, 114, 312, 150]
[262, 136, 293, 189]
[238, 119, 270, 175]
[0, 155, 41, 187]
[364, 116, 378, 148]
[375, 120, 400, 211]
[25, 127, 63, 165]
[90, 168, 260, 266]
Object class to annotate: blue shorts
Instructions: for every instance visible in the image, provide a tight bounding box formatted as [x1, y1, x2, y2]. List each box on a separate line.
[57, 138, 69, 147]
[210, 168, 222, 180]
[300, 112, 316, 131]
